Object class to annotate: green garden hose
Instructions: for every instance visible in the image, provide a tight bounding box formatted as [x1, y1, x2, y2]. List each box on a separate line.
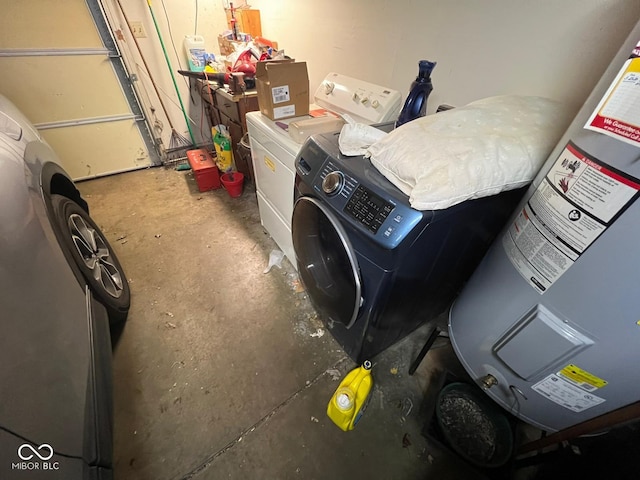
[146, 0, 196, 145]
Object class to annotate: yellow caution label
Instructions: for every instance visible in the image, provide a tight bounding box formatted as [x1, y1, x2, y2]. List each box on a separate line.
[558, 364, 607, 390]
[264, 156, 276, 172]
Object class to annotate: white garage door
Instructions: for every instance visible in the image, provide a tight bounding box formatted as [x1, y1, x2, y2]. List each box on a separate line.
[0, 0, 158, 180]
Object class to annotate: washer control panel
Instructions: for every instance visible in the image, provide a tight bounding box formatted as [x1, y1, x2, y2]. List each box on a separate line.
[344, 185, 393, 234]
[317, 162, 396, 235]
[297, 133, 427, 250]
[322, 171, 344, 195]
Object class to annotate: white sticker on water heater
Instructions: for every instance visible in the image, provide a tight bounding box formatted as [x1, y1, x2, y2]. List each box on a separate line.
[532, 374, 605, 413]
[585, 39, 640, 147]
[503, 142, 640, 293]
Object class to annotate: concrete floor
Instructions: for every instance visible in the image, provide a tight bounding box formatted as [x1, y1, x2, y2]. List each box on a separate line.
[77, 167, 506, 480]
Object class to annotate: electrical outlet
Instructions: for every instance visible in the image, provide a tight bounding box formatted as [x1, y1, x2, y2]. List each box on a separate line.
[130, 21, 147, 38]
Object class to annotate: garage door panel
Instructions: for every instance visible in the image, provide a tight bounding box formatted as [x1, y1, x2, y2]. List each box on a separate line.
[0, 56, 130, 124]
[42, 122, 150, 180]
[0, 0, 155, 177]
[0, 0, 101, 48]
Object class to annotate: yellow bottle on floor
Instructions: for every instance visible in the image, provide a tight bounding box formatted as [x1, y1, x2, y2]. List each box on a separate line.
[327, 360, 373, 431]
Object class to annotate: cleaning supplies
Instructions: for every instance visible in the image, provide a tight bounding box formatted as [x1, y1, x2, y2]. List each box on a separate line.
[327, 361, 373, 431]
[395, 60, 437, 128]
[183, 35, 207, 72]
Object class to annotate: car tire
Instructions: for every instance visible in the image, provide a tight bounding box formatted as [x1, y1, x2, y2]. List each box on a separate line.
[51, 194, 130, 325]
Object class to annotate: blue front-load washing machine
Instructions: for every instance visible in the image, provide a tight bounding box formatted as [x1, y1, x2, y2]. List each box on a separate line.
[292, 132, 526, 363]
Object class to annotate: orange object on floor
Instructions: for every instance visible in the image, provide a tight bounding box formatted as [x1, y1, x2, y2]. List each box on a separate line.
[187, 149, 221, 192]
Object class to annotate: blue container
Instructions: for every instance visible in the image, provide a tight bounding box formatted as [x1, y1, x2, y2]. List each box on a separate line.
[396, 60, 436, 127]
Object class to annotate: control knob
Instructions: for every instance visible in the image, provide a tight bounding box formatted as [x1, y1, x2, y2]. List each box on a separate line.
[322, 171, 344, 195]
[324, 81, 335, 95]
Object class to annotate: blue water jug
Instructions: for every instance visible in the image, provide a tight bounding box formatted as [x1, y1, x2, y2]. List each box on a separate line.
[395, 60, 436, 127]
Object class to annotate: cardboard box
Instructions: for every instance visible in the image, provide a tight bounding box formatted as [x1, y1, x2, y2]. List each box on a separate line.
[255, 60, 309, 120]
[187, 149, 221, 192]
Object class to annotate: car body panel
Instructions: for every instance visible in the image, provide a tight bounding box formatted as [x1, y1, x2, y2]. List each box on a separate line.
[0, 94, 114, 478]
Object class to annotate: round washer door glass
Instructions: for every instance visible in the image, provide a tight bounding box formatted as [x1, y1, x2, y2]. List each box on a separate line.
[292, 196, 361, 328]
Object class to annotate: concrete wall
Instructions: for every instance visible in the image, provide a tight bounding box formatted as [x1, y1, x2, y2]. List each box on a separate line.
[106, 0, 640, 146]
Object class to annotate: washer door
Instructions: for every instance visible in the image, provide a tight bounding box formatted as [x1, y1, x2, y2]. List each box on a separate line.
[292, 196, 361, 328]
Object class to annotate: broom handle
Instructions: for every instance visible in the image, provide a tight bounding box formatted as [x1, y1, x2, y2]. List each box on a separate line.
[146, 0, 197, 145]
[116, 0, 174, 130]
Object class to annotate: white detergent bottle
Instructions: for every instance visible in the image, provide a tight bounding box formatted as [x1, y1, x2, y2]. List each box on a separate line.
[184, 35, 206, 72]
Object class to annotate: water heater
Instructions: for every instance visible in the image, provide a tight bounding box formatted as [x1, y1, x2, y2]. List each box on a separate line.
[449, 20, 640, 432]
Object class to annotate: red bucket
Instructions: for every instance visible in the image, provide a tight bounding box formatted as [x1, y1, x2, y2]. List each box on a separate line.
[220, 172, 244, 198]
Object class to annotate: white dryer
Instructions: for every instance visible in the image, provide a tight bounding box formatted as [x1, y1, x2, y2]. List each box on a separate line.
[246, 73, 401, 269]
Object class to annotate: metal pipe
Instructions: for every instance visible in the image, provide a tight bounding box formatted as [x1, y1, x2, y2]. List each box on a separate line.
[480, 374, 499, 389]
[518, 400, 640, 454]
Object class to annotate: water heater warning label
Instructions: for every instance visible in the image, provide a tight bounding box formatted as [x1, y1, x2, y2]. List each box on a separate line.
[558, 364, 608, 391]
[503, 142, 640, 293]
[533, 374, 605, 413]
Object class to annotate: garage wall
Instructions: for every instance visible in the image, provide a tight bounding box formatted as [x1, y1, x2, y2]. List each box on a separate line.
[252, 0, 640, 115]
[108, 0, 640, 145]
[101, 0, 229, 149]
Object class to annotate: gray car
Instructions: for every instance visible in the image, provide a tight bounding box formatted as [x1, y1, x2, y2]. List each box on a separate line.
[0, 94, 129, 479]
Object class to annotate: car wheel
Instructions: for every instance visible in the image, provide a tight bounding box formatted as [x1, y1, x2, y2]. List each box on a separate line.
[51, 194, 130, 324]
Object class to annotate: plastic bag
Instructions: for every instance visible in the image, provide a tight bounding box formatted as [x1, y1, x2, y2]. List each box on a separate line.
[338, 122, 388, 156]
[263, 249, 284, 273]
[213, 126, 235, 173]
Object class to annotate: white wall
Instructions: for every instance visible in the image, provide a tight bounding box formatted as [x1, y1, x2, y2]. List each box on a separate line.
[101, 0, 230, 147]
[253, 0, 640, 114]
[106, 0, 640, 148]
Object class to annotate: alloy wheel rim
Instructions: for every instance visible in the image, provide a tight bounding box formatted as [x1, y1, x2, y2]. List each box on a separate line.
[68, 213, 124, 299]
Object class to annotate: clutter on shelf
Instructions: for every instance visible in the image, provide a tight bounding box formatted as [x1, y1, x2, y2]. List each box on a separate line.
[177, 3, 311, 184]
[180, 2, 288, 95]
[218, 34, 279, 57]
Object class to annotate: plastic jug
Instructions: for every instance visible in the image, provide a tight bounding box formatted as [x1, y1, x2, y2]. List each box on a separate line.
[395, 60, 437, 127]
[327, 361, 373, 431]
[184, 35, 207, 72]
